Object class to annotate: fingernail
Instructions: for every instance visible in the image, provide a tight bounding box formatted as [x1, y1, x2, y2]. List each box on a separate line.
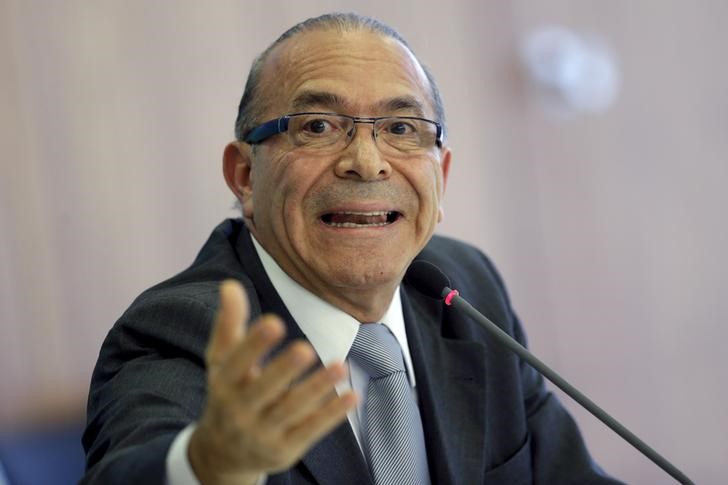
[290, 344, 313, 366]
[257, 319, 279, 339]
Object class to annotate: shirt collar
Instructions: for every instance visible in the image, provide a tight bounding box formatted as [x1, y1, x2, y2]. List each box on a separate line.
[251, 236, 416, 385]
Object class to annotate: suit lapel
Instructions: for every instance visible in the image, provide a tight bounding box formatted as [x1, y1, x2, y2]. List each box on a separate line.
[235, 226, 372, 485]
[234, 224, 487, 484]
[300, 424, 373, 485]
[402, 286, 487, 485]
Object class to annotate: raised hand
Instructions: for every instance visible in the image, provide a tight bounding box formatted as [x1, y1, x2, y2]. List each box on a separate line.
[188, 280, 357, 485]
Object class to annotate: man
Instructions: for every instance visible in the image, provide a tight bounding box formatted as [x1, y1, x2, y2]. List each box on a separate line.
[82, 13, 622, 485]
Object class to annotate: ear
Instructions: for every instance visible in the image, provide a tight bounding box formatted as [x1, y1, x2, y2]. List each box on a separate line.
[437, 146, 452, 223]
[223, 142, 254, 221]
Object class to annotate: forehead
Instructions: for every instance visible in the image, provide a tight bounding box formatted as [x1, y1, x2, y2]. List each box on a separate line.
[258, 29, 434, 117]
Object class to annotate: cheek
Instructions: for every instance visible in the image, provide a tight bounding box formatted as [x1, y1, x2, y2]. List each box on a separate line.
[265, 155, 326, 223]
[413, 161, 445, 211]
[415, 166, 446, 229]
[249, 160, 284, 226]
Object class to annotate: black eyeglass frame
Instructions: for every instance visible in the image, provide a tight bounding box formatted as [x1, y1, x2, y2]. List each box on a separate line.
[242, 112, 443, 149]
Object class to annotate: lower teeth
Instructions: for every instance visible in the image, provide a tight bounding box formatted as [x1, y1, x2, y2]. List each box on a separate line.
[328, 222, 390, 228]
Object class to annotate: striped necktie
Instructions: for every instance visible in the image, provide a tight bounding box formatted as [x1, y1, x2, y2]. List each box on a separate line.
[348, 323, 431, 485]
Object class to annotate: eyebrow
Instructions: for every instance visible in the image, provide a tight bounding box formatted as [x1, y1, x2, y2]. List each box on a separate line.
[377, 95, 427, 118]
[290, 90, 428, 118]
[290, 91, 351, 112]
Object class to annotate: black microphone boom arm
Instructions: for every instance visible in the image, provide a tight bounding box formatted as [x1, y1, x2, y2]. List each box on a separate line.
[443, 287, 694, 485]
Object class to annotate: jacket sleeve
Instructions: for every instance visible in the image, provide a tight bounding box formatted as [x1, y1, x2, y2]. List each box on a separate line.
[81, 290, 215, 485]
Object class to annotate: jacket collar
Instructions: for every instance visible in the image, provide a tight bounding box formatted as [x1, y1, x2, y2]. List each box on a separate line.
[401, 285, 487, 485]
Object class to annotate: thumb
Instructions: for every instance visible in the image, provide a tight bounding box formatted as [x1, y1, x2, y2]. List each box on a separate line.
[206, 279, 249, 368]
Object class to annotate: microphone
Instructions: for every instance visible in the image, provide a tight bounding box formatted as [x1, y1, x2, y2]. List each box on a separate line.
[405, 260, 694, 485]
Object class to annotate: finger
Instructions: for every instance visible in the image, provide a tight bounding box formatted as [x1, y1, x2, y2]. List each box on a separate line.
[285, 390, 358, 454]
[206, 280, 249, 368]
[219, 313, 286, 384]
[236, 339, 318, 412]
[260, 362, 348, 428]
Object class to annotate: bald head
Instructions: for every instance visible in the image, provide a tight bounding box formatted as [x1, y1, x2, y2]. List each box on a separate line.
[234, 13, 446, 142]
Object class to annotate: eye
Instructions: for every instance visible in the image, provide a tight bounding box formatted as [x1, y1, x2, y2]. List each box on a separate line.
[385, 119, 418, 136]
[302, 118, 333, 135]
[289, 114, 347, 148]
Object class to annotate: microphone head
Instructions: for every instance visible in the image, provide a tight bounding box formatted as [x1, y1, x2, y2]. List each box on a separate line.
[405, 260, 451, 299]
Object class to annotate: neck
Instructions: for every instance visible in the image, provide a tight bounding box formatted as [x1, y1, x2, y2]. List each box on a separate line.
[314, 284, 397, 323]
[250, 231, 399, 323]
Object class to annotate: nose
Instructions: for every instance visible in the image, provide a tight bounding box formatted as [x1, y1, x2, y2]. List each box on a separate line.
[333, 123, 392, 181]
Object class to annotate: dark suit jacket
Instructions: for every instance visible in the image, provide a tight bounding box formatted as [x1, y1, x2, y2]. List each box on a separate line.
[81, 219, 622, 484]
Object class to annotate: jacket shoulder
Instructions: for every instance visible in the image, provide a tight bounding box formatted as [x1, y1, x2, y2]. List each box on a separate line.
[127, 219, 261, 319]
[419, 234, 510, 303]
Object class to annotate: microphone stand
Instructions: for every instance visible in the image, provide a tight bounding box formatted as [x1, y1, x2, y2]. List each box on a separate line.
[443, 287, 695, 485]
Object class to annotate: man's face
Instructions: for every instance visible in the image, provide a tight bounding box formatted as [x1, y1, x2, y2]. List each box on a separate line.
[226, 29, 451, 319]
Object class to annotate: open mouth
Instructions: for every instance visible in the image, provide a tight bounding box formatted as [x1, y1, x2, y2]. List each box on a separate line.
[321, 211, 401, 228]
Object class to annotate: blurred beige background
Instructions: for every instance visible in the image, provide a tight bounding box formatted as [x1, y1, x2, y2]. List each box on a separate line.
[1, 0, 725, 483]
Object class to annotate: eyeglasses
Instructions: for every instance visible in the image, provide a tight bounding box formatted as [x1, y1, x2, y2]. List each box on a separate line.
[243, 112, 443, 154]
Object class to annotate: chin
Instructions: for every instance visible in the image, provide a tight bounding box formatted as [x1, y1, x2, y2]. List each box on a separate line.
[326, 258, 407, 290]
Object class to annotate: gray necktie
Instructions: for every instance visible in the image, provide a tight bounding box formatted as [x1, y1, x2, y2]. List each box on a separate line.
[349, 324, 431, 485]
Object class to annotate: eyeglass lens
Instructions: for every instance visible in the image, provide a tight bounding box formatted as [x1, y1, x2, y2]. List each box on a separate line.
[287, 114, 437, 153]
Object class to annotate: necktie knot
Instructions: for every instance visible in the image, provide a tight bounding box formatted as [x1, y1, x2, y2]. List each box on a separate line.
[349, 324, 405, 379]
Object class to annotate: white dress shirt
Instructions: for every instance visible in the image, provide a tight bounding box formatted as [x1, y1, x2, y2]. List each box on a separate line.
[166, 236, 416, 484]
